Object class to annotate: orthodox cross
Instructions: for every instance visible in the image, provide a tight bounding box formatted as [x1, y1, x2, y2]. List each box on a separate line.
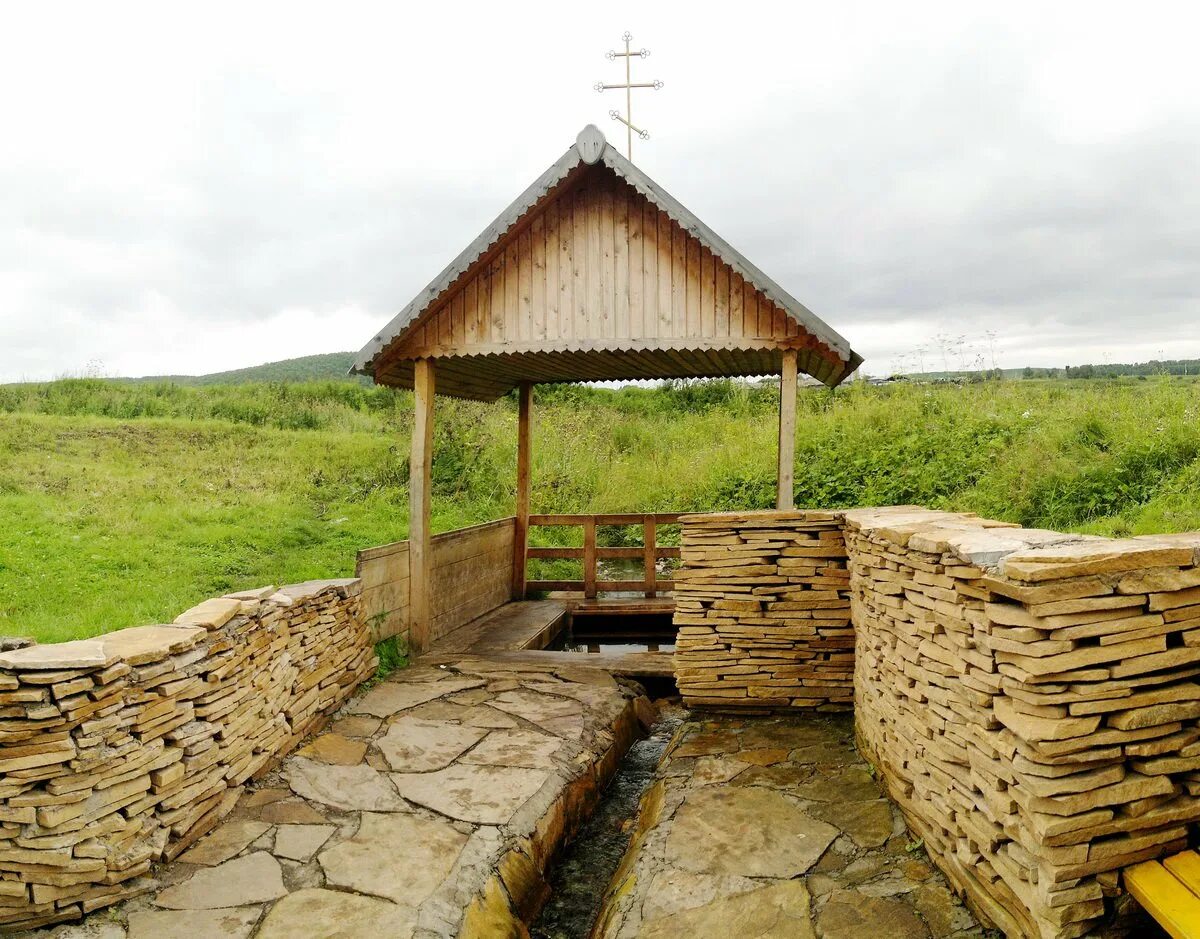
[594, 31, 663, 159]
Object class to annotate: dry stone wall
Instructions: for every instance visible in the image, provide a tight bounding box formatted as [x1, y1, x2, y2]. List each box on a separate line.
[0, 579, 373, 929]
[673, 511, 853, 710]
[846, 506, 1200, 939]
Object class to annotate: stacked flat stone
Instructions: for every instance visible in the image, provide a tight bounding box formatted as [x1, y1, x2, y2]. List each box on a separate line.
[0, 579, 374, 929]
[846, 506, 1200, 939]
[673, 510, 853, 711]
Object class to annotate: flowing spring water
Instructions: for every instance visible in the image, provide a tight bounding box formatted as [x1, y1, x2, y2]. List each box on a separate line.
[530, 708, 682, 938]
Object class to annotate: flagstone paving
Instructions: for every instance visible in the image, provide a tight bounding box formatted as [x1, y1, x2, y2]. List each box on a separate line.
[592, 713, 991, 939]
[13, 660, 649, 939]
[15, 664, 1001, 939]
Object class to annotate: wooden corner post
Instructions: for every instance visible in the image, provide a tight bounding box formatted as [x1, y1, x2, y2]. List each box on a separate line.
[512, 382, 533, 599]
[409, 358, 435, 654]
[777, 349, 798, 510]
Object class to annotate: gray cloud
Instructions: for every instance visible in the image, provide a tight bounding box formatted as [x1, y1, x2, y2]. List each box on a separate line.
[1, 2, 1198, 381]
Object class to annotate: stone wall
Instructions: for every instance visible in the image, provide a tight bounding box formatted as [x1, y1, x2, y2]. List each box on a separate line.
[0, 579, 374, 929]
[846, 506, 1200, 939]
[673, 511, 853, 710]
[356, 517, 516, 643]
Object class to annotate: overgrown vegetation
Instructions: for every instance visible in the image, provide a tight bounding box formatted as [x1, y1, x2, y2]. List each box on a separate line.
[2, 374, 1199, 643]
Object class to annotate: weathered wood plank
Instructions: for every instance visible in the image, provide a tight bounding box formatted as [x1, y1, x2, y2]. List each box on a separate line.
[777, 349, 798, 510]
[513, 383, 532, 599]
[409, 358, 435, 653]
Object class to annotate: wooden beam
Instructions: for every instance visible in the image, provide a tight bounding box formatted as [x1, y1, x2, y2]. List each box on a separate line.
[512, 382, 532, 599]
[409, 358, 435, 653]
[583, 516, 597, 599]
[777, 348, 798, 510]
[643, 514, 657, 598]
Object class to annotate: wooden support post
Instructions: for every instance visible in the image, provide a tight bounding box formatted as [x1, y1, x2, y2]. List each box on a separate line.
[643, 514, 657, 598]
[777, 349, 798, 511]
[583, 517, 597, 599]
[512, 382, 532, 600]
[409, 358, 435, 654]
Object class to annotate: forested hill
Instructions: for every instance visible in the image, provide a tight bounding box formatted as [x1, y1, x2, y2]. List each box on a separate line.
[132, 352, 364, 385]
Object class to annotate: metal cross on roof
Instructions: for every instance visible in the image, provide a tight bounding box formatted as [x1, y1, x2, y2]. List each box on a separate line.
[594, 31, 663, 160]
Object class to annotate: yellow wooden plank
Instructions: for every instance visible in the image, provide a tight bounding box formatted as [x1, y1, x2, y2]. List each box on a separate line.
[1126, 858, 1200, 939]
[1165, 851, 1200, 899]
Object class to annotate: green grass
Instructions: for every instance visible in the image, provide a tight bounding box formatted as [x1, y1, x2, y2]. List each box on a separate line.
[3, 375, 1200, 643]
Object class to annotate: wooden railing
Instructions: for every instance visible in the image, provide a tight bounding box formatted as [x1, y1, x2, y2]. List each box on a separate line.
[521, 513, 682, 599]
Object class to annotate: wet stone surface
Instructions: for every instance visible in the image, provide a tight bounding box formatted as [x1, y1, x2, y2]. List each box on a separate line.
[593, 713, 991, 939]
[14, 661, 645, 939]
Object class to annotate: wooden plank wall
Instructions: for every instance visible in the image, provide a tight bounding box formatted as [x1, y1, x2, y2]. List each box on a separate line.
[393, 168, 805, 357]
[428, 518, 515, 644]
[355, 540, 410, 642]
[355, 518, 516, 645]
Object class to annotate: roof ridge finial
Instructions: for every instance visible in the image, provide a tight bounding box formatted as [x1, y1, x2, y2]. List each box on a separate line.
[576, 125, 607, 164]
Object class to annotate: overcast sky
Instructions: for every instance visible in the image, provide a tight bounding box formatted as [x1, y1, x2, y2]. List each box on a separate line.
[2, 1, 1197, 382]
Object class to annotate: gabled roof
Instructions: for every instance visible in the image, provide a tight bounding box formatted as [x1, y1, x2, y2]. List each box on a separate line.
[353, 125, 862, 398]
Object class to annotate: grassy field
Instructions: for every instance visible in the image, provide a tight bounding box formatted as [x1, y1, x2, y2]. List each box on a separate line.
[2, 375, 1200, 642]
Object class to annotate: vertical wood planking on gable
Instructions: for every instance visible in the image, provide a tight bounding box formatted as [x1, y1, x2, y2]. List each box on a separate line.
[587, 181, 602, 337]
[729, 267, 744, 339]
[671, 218, 686, 338]
[475, 267, 490, 343]
[447, 292, 462, 345]
[530, 213, 546, 339]
[743, 282, 759, 337]
[658, 209, 673, 339]
[517, 228, 532, 342]
[489, 252, 505, 342]
[557, 197, 572, 341]
[598, 179, 614, 338]
[464, 279, 478, 344]
[544, 201, 560, 341]
[628, 186, 644, 339]
[758, 293, 775, 338]
[640, 200, 656, 338]
[700, 247, 715, 337]
[573, 187, 587, 339]
[715, 260, 730, 337]
[614, 183, 630, 339]
[504, 238, 520, 342]
[378, 169, 845, 371]
[686, 237, 702, 336]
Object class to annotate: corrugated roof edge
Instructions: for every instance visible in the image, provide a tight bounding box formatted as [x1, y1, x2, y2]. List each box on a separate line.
[352, 124, 863, 386]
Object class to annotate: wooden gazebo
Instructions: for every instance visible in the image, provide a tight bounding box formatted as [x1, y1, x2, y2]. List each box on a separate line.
[353, 124, 862, 651]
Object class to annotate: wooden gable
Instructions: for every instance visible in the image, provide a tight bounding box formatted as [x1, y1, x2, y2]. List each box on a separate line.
[359, 126, 861, 399]
[391, 166, 807, 357]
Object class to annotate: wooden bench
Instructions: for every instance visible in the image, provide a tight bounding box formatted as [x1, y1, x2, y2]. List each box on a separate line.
[1126, 850, 1200, 938]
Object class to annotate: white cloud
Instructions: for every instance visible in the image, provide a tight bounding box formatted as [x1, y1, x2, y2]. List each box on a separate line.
[1, 0, 1197, 382]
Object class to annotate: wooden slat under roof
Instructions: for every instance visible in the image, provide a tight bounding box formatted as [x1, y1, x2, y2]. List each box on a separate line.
[353, 125, 863, 401]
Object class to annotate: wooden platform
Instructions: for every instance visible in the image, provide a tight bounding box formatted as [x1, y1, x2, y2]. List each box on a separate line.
[426, 600, 568, 655]
[565, 596, 675, 617]
[420, 598, 675, 680]
[1126, 850, 1200, 938]
[422, 649, 675, 680]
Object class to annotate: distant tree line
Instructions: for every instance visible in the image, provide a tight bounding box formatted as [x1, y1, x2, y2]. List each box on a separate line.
[1021, 359, 1200, 379]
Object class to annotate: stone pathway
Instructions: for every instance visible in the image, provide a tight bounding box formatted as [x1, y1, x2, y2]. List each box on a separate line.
[14, 660, 651, 939]
[592, 713, 993, 939]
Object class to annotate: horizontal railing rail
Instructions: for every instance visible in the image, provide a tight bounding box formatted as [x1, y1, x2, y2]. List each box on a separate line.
[523, 512, 682, 599]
